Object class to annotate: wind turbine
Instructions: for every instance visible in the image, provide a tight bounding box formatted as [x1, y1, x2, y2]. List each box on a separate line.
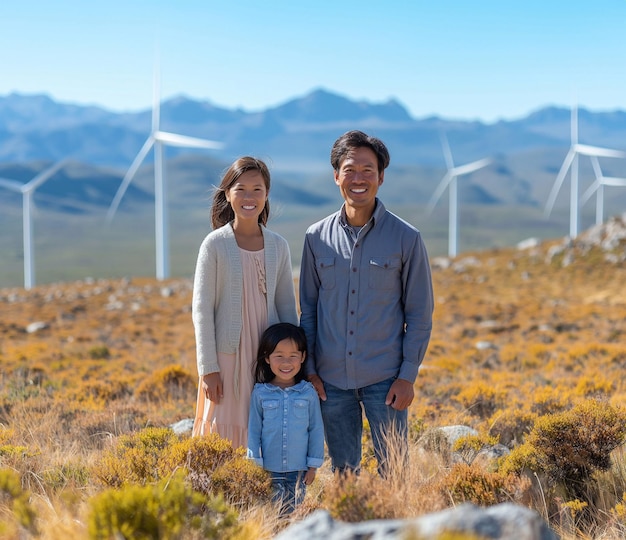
[0, 159, 69, 290]
[544, 105, 626, 237]
[580, 155, 626, 226]
[427, 133, 491, 258]
[106, 66, 222, 280]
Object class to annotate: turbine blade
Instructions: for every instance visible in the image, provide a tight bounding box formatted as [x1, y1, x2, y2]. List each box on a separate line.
[155, 130, 223, 149]
[25, 158, 70, 192]
[0, 177, 25, 192]
[440, 132, 454, 170]
[580, 181, 599, 205]
[574, 144, 626, 158]
[106, 137, 155, 222]
[452, 158, 491, 177]
[152, 58, 161, 132]
[427, 172, 453, 213]
[601, 176, 626, 187]
[589, 156, 603, 180]
[544, 150, 575, 216]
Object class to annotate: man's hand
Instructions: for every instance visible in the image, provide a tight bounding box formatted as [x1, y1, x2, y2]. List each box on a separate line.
[307, 374, 326, 401]
[385, 378, 414, 410]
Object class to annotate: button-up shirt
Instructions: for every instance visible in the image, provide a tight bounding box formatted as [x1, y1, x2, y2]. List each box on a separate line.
[299, 198, 434, 390]
[247, 380, 324, 472]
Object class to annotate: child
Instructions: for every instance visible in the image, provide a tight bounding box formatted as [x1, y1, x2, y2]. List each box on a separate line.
[247, 323, 324, 516]
[192, 157, 298, 448]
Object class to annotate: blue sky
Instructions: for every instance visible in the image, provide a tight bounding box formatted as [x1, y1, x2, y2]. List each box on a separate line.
[2, 1, 626, 123]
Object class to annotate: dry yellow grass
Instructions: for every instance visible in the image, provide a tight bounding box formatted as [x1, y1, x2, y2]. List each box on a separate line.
[1, 221, 626, 538]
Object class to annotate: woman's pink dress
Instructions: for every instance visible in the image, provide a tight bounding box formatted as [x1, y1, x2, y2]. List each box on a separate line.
[192, 248, 267, 448]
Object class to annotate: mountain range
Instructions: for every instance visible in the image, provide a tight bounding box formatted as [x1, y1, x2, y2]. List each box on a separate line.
[1, 89, 626, 288]
[2, 88, 626, 212]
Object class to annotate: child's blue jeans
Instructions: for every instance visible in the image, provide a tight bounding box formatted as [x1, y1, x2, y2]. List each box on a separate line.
[269, 470, 306, 516]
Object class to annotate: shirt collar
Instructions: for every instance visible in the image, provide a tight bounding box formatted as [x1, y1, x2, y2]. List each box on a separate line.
[262, 380, 307, 392]
[339, 198, 386, 228]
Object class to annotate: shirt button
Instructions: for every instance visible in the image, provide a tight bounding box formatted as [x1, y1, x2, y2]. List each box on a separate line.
[351, 289, 355, 294]
[350, 310, 354, 315]
[348, 351, 352, 356]
[349, 330, 354, 335]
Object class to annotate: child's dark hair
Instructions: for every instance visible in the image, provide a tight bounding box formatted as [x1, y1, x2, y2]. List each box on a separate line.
[254, 323, 308, 384]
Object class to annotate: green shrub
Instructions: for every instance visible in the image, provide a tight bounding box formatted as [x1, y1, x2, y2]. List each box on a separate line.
[452, 434, 499, 466]
[135, 364, 196, 402]
[211, 456, 272, 508]
[88, 346, 110, 360]
[324, 474, 377, 522]
[500, 399, 626, 504]
[0, 468, 37, 533]
[93, 427, 180, 487]
[488, 408, 537, 447]
[612, 492, 626, 528]
[87, 470, 240, 540]
[42, 462, 91, 492]
[455, 382, 504, 419]
[179, 435, 271, 508]
[440, 463, 523, 506]
[181, 433, 237, 473]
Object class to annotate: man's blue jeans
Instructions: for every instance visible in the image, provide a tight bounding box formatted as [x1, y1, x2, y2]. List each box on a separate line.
[320, 377, 408, 476]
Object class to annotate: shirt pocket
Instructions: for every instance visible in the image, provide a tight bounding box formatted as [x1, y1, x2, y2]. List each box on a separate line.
[261, 399, 280, 420]
[368, 257, 401, 290]
[293, 399, 309, 420]
[316, 257, 336, 290]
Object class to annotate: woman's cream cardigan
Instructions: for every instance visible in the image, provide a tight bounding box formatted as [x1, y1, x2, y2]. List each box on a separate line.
[192, 222, 299, 378]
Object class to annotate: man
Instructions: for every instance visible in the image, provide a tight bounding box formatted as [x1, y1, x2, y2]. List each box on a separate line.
[299, 130, 434, 476]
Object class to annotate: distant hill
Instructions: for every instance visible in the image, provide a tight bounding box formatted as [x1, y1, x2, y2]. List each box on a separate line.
[1, 90, 626, 288]
[2, 89, 626, 210]
[2, 89, 626, 169]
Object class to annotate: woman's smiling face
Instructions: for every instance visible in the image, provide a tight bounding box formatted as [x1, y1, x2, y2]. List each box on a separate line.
[226, 170, 268, 223]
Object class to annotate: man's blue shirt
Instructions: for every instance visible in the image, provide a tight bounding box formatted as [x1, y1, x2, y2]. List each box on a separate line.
[299, 199, 434, 390]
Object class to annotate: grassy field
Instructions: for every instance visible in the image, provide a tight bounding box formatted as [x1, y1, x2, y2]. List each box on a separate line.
[0, 198, 592, 289]
[1, 216, 625, 538]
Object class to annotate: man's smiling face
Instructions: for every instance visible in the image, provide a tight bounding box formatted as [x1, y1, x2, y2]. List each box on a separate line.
[334, 146, 384, 216]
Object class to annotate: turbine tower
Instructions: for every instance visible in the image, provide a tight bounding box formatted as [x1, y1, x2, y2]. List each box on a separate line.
[427, 133, 491, 258]
[580, 155, 626, 226]
[544, 105, 625, 237]
[0, 160, 69, 289]
[106, 65, 222, 280]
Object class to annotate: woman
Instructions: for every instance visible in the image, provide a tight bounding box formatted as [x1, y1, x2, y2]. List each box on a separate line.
[192, 156, 298, 448]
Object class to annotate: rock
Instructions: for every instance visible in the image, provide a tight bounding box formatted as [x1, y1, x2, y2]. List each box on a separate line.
[170, 418, 194, 435]
[473, 443, 511, 468]
[438, 425, 478, 446]
[275, 504, 558, 540]
[431, 257, 451, 270]
[26, 321, 49, 333]
[517, 237, 539, 250]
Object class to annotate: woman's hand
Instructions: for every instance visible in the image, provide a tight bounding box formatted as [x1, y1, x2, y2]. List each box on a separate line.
[202, 372, 223, 403]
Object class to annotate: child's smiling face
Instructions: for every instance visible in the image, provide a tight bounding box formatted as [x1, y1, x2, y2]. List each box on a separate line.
[266, 338, 305, 388]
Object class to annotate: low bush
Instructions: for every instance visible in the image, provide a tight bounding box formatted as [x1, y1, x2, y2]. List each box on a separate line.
[87, 470, 240, 540]
[500, 399, 626, 516]
[135, 364, 196, 402]
[440, 463, 528, 506]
